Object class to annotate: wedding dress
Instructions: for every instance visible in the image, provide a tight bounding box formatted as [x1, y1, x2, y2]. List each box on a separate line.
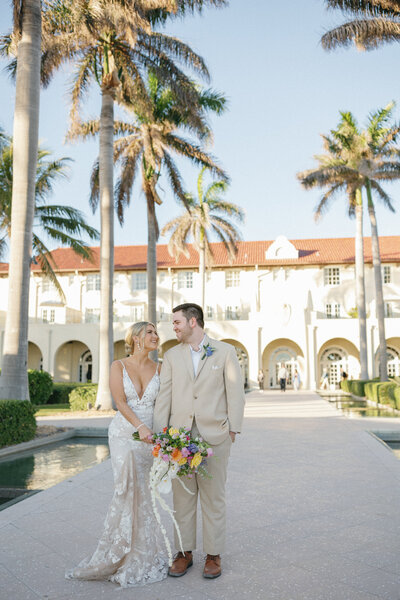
[65, 363, 168, 587]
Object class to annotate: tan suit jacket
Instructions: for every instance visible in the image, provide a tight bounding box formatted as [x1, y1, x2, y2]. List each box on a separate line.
[153, 335, 245, 445]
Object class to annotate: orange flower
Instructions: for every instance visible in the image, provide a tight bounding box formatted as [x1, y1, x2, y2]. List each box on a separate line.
[171, 448, 182, 462]
[152, 445, 161, 457]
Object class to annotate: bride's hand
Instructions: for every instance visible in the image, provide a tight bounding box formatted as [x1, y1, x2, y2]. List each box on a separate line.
[138, 424, 153, 443]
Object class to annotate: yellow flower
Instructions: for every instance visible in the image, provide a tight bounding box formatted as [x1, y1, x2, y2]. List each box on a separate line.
[190, 452, 202, 469]
[168, 427, 179, 436]
[178, 457, 187, 466]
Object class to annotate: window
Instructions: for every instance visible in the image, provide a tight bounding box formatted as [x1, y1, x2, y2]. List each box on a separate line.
[132, 272, 147, 291]
[324, 267, 340, 286]
[130, 306, 144, 321]
[206, 306, 214, 319]
[325, 303, 341, 319]
[383, 266, 391, 284]
[159, 272, 166, 284]
[85, 308, 100, 323]
[177, 271, 193, 289]
[385, 302, 393, 318]
[225, 270, 240, 288]
[68, 274, 75, 286]
[42, 309, 55, 324]
[226, 305, 240, 320]
[86, 274, 100, 291]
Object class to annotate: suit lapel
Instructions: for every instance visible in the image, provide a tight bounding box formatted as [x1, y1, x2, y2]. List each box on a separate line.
[182, 343, 194, 380]
[195, 335, 210, 381]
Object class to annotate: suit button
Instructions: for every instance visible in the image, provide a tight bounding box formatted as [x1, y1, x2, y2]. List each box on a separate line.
[189, 414, 193, 419]
[194, 395, 198, 399]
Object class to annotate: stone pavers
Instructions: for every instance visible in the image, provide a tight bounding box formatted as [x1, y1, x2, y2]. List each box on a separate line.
[1, 390, 400, 599]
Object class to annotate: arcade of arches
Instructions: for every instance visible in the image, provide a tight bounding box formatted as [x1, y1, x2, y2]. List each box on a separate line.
[25, 335, 400, 387]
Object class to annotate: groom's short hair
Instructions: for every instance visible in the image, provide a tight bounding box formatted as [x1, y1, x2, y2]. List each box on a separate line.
[173, 303, 204, 329]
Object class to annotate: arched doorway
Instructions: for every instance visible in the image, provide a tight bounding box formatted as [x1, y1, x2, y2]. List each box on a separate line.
[114, 340, 128, 360]
[320, 347, 348, 388]
[318, 338, 359, 387]
[379, 338, 400, 378]
[28, 342, 43, 371]
[54, 341, 91, 382]
[159, 339, 179, 361]
[262, 339, 304, 389]
[79, 349, 93, 383]
[221, 339, 249, 388]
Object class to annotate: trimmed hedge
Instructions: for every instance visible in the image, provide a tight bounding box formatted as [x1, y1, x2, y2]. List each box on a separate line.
[28, 369, 53, 405]
[49, 382, 84, 405]
[69, 384, 98, 411]
[340, 379, 369, 398]
[364, 381, 398, 408]
[0, 400, 36, 448]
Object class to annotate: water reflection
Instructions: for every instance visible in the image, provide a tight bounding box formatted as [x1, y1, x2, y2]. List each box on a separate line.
[321, 395, 400, 418]
[387, 442, 400, 459]
[0, 437, 110, 491]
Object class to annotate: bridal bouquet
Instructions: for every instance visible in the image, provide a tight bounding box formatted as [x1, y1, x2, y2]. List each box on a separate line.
[133, 427, 213, 563]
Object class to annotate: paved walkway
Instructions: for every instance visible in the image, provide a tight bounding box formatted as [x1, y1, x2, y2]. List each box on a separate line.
[2, 391, 400, 600]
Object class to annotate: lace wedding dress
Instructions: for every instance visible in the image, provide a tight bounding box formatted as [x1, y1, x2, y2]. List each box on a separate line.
[65, 364, 168, 587]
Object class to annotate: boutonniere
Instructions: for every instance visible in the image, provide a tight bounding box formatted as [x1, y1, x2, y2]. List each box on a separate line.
[201, 343, 216, 360]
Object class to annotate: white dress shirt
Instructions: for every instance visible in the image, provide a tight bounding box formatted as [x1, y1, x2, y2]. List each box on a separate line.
[189, 335, 206, 376]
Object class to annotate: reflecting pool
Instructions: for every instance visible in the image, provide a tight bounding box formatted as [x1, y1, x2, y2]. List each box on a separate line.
[0, 437, 109, 510]
[321, 394, 400, 418]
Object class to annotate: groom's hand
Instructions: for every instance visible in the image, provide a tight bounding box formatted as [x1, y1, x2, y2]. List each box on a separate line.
[229, 431, 236, 443]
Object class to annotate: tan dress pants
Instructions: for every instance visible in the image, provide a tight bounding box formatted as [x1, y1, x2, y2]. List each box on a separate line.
[171, 422, 232, 555]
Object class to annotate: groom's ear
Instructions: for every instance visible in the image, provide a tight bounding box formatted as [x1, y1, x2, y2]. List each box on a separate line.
[189, 317, 197, 329]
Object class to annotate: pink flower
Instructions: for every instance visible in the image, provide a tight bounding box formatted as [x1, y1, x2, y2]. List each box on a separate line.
[207, 448, 213, 457]
[181, 447, 190, 457]
[162, 454, 170, 462]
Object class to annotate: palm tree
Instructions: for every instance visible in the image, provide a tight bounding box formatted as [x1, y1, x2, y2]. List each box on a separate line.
[321, 1, 400, 52]
[297, 113, 369, 379]
[81, 73, 227, 332]
[298, 107, 400, 381]
[0, 137, 99, 299]
[41, 0, 219, 408]
[161, 167, 244, 307]
[0, 0, 42, 401]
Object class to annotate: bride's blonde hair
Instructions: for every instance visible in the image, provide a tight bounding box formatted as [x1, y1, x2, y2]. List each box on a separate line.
[125, 321, 156, 354]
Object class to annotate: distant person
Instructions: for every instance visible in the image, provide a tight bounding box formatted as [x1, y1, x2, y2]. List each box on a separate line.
[320, 368, 329, 390]
[340, 368, 348, 381]
[293, 369, 301, 391]
[278, 363, 288, 392]
[257, 369, 265, 390]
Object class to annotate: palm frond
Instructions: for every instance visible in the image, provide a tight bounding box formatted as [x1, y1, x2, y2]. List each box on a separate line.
[321, 18, 400, 51]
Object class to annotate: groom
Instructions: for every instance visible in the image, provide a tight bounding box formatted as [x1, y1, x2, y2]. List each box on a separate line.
[153, 303, 245, 579]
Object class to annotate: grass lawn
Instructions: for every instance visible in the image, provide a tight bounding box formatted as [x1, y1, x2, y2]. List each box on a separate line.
[35, 404, 70, 416]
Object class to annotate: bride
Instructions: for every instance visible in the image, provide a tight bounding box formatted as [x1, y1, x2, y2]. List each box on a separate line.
[66, 322, 168, 587]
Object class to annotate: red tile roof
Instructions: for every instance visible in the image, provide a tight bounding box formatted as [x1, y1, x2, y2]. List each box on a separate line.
[0, 236, 399, 273]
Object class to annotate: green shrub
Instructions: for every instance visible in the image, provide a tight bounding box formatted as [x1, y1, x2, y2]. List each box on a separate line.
[0, 400, 36, 448]
[377, 382, 397, 407]
[49, 382, 84, 404]
[394, 387, 400, 410]
[69, 384, 98, 411]
[365, 381, 380, 403]
[28, 370, 53, 405]
[341, 379, 368, 397]
[340, 380, 350, 393]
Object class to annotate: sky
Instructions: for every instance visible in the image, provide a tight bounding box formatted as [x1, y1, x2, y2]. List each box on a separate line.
[1, 0, 400, 250]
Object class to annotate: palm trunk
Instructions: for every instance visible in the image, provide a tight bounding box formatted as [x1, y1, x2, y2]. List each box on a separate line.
[147, 199, 158, 359]
[355, 189, 369, 380]
[199, 242, 205, 309]
[0, 0, 41, 401]
[366, 181, 388, 381]
[96, 90, 114, 409]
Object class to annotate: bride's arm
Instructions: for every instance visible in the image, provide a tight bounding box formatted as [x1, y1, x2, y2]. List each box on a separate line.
[109, 361, 153, 442]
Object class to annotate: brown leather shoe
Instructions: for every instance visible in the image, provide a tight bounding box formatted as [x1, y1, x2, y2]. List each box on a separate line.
[168, 551, 193, 577]
[203, 554, 221, 579]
